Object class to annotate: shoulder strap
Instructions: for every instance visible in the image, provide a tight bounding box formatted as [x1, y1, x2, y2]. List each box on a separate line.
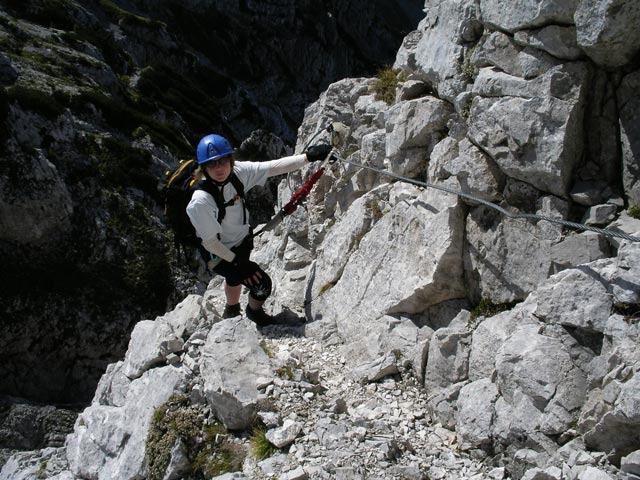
[196, 173, 247, 224]
[230, 173, 245, 199]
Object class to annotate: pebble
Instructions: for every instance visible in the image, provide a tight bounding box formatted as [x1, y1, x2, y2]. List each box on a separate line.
[250, 329, 502, 480]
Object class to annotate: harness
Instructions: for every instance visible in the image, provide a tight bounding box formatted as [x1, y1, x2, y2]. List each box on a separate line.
[196, 173, 247, 225]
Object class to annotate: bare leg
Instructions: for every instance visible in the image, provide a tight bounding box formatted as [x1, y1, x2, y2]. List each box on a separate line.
[225, 283, 242, 306]
[248, 296, 264, 310]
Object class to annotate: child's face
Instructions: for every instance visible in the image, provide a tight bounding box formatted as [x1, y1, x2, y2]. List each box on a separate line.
[204, 156, 232, 182]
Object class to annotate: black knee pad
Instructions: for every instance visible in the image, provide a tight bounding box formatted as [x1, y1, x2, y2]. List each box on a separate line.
[249, 270, 272, 301]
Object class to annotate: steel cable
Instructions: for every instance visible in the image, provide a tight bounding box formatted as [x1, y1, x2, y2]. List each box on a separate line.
[332, 153, 640, 243]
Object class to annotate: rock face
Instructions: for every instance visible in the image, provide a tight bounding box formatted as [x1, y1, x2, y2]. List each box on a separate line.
[3, 0, 640, 479]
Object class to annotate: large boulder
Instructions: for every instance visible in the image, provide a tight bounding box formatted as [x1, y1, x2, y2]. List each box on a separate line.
[66, 366, 189, 480]
[429, 136, 505, 203]
[579, 312, 640, 459]
[472, 31, 561, 79]
[480, 0, 578, 33]
[309, 181, 466, 341]
[618, 70, 640, 207]
[493, 323, 590, 442]
[385, 96, 454, 178]
[465, 195, 567, 303]
[468, 62, 590, 197]
[395, 0, 483, 102]
[200, 318, 273, 430]
[456, 378, 500, 450]
[575, 0, 640, 68]
[121, 294, 215, 379]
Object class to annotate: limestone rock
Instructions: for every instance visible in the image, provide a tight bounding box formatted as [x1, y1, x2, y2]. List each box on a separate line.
[309, 182, 466, 340]
[266, 419, 303, 448]
[456, 378, 500, 450]
[549, 231, 612, 274]
[385, 96, 454, 178]
[200, 318, 273, 430]
[122, 319, 184, 380]
[468, 63, 589, 197]
[523, 266, 613, 332]
[618, 70, 640, 207]
[514, 26, 583, 61]
[465, 196, 567, 303]
[429, 136, 504, 203]
[575, 0, 640, 68]
[480, 0, 578, 33]
[424, 324, 472, 391]
[494, 323, 590, 439]
[472, 31, 561, 79]
[66, 366, 189, 480]
[395, 0, 482, 102]
[468, 308, 533, 381]
[621, 450, 640, 476]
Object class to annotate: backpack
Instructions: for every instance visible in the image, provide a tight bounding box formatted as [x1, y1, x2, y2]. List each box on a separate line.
[162, 159, 246, 261]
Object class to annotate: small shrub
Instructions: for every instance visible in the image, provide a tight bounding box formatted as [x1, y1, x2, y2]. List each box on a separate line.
[628, 205, 640, 219]
[192, 424, 245, 477]
[470, 297, 515, 320]
[461, 95, 473, 119]
[35, 461, 47, 479]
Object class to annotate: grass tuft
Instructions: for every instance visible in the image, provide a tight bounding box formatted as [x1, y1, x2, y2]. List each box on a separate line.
[249, 424, 277, 460]
[372, 66, 405, 105]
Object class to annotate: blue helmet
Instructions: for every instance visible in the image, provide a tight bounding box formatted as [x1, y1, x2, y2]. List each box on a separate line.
[196, 134, 234, 164]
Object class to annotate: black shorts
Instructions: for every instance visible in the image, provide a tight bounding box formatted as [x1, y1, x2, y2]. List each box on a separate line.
[211, 234, 254, 286]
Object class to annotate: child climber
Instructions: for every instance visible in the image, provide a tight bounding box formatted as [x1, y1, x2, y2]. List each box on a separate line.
[186, 133, 331, 326]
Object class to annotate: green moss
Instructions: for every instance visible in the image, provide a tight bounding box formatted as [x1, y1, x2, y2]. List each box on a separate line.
[192, 424, 245, 477]
[275, 365, 294, 380]
[136, 64, 230, 135]
[470, 297, 515, 320]
[369, 198, 384, 220]
[372, 66, 402, 105]
[146, 395, 245, 480]
[628, 205, 640, 220]
[71, 89, 190, 155]
[98, 0, 163, 28]
[462, 45, 479, 83]
[101, 192, 173, 311]
[461, 95, 473, 119]
[6, 84, 65, 119]
[35, 461, 47, 479]
[260, 339, 275, 359]
[319, 282, 336, 295]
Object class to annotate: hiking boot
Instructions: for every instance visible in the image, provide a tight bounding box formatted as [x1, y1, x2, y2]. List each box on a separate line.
[222, 303, 242, 319]
[245, 306, 276, 327]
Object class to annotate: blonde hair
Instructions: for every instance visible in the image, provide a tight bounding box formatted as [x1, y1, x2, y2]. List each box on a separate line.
[193, 166, 206, 181]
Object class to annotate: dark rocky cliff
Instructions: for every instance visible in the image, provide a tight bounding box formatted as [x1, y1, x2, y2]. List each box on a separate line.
[0, 0, 424, 405]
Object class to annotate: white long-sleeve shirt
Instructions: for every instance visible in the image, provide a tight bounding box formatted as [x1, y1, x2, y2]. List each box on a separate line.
[186, 154, 308, 261]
